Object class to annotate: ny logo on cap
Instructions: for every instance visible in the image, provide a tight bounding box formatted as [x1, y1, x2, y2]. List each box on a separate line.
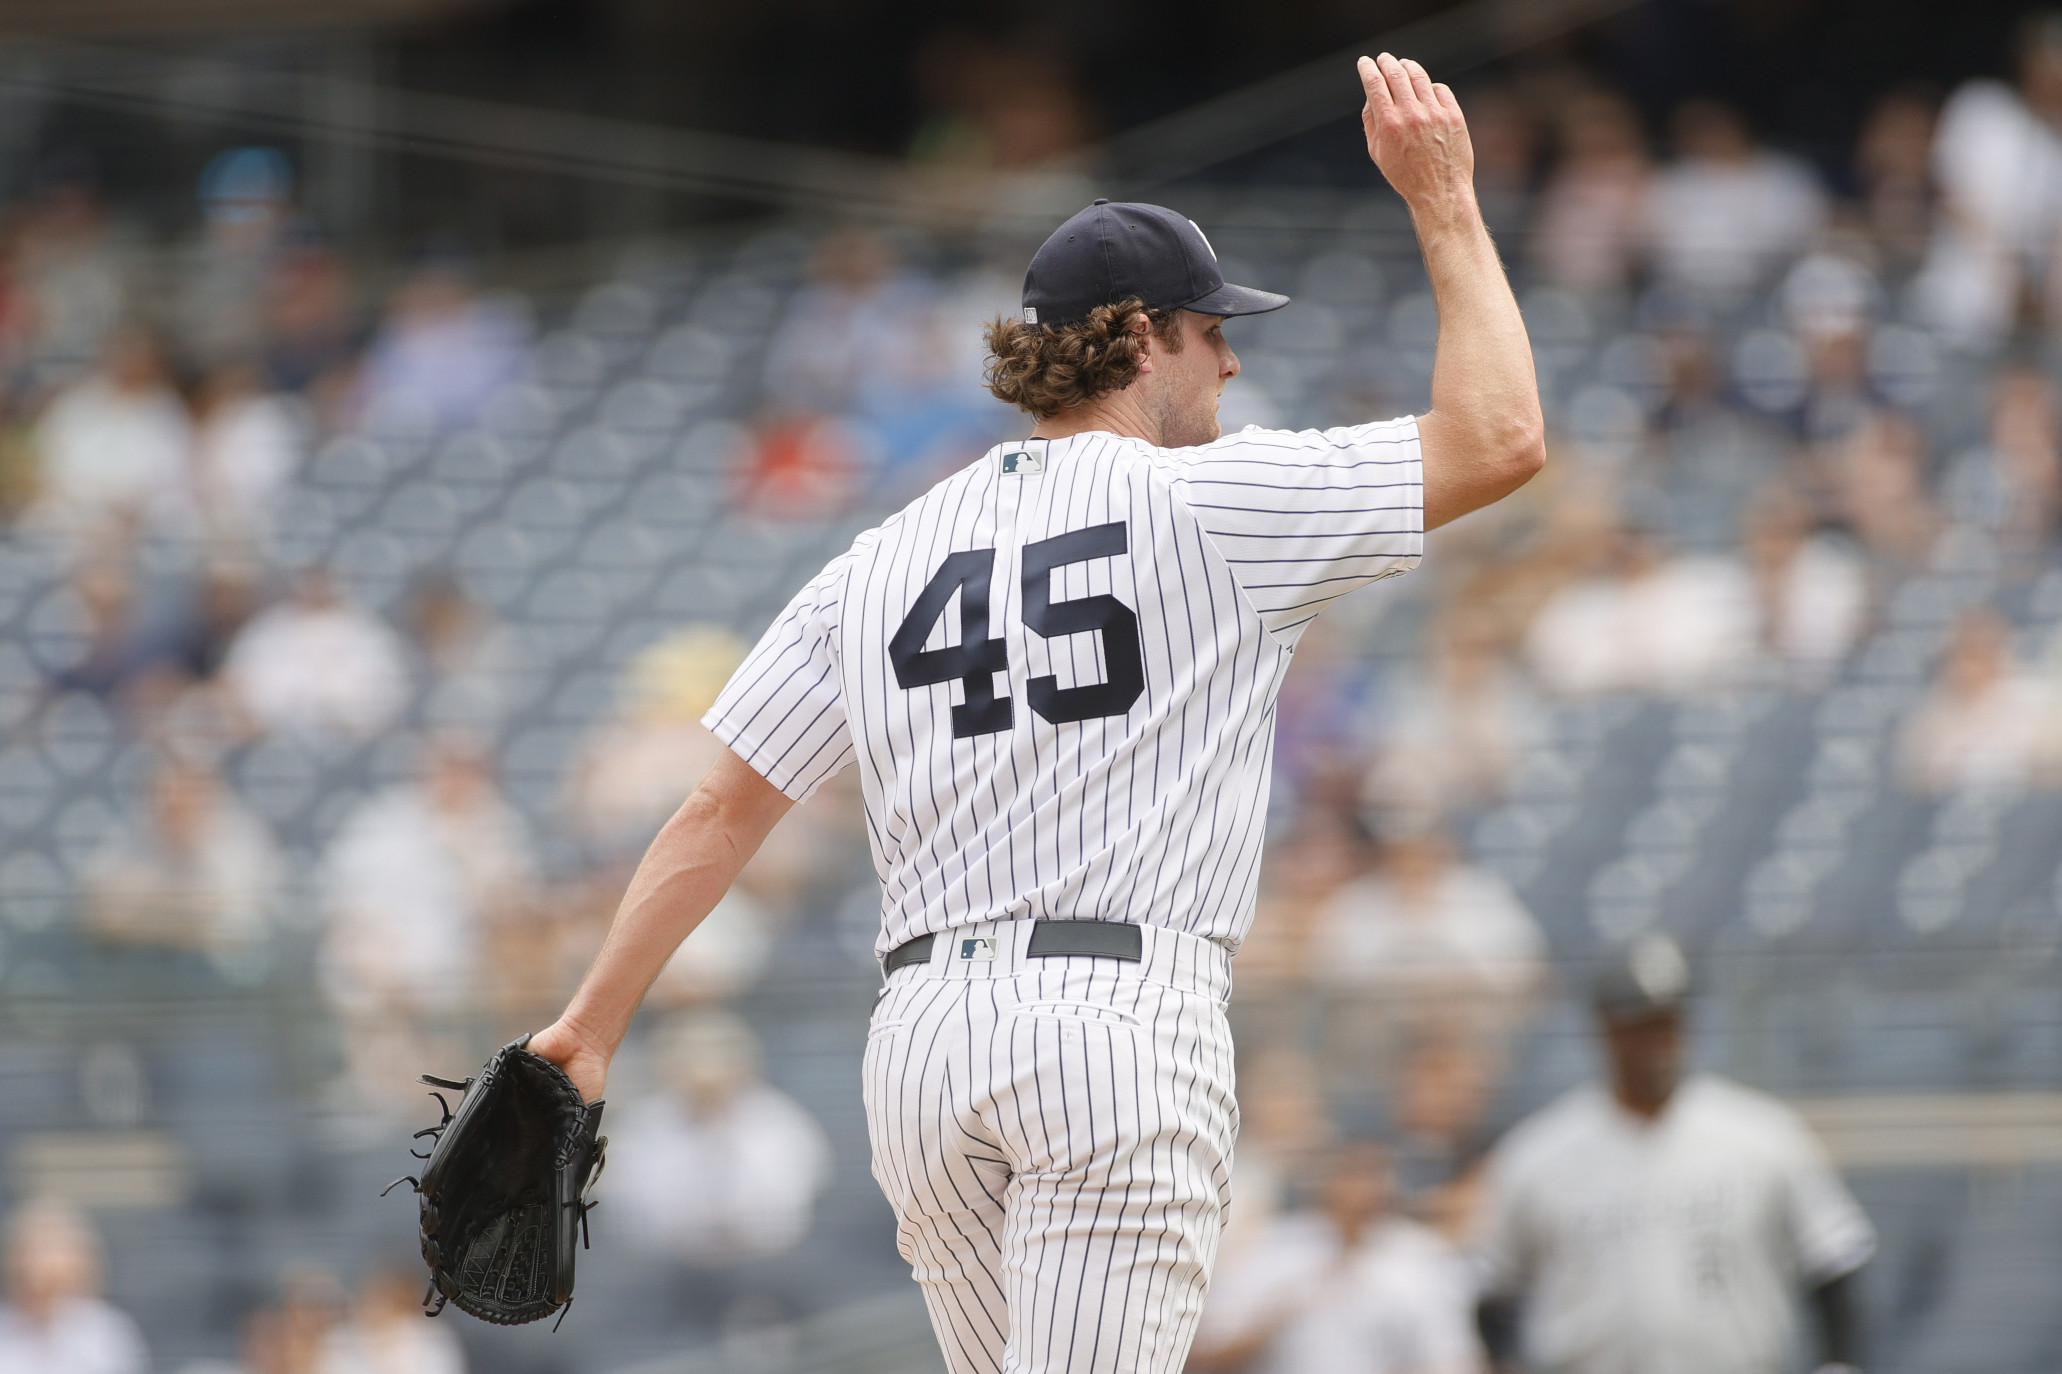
[959, 937, 996, 962]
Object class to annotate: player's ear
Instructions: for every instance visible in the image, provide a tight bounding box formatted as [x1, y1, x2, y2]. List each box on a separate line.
[1130, 311, 1158, 374]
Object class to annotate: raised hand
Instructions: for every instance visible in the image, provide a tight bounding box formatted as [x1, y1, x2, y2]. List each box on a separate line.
[1357, 53, 1476, 221]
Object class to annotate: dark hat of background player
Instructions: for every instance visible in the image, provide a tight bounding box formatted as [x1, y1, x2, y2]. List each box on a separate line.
[1020, 199, 1290, 328]
[1591, 932, 1692, 1024]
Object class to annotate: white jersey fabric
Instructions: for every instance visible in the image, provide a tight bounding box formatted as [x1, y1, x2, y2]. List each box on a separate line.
[707, 418, 1423, 1374]
[1473, 1074, 1876, 1374]
[1198, 1211, 1483, 1374]
[705, 419, 1423, 956]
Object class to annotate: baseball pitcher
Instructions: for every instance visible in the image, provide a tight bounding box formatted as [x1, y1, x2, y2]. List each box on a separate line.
[528, 53, 1544, 1373]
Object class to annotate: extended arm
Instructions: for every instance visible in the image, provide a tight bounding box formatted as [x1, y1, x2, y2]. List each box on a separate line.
[528, 747, 795, 1100]
[1358, 53, 1545, 530]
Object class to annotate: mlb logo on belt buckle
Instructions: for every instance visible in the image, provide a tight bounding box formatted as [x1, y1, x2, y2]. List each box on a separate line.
[959, 937, 996, 962]
[1000, 448, 1044, 476]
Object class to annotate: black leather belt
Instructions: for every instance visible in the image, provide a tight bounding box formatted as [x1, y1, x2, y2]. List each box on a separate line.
[884, 920, 1143, 974]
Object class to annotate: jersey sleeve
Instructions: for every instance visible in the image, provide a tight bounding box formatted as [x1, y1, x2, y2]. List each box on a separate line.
[1772, 1108, 1877, 1283]
[1153, 415, 1424, 644]
[702, 555, 856, 803]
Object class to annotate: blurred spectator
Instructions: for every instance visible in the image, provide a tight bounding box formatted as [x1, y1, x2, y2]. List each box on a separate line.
[1648, 319, 1789, 549]
[28, 327, 193, 544]
[313, 1268, 464, 1374]
[174, 148, 296, 373]
[1272, 619, 1375, 827]
[1465, 86, 1540, 247]
[233, 1267, 343, 1374]
[733, 413, 868, 520]
[81, 754, 281, 965]
[1899, 607, 2054, 795]
[9, 155, 129, 390]
[567, 627, 855, 920]
[0, 1200, 147, 1374]
[1780, 248, 1883, 443]
[1523, 523, 1757, 695]
[848, 297, 1010, 497]
[45, 557, 158, 702]
[764, 230, 924, 413]
[1473, 936, 1873, 1374]
[1855, 86, 1940, 279]
[1310, 827, 1547, 1044]
[1943, 364, 2061, 559]
[906, 31, 1093, 173]
[191, 362, 303, 555]
[402, 571, 516, 732]
[609, 1011, 832, 1263]
[161, 560, 263, 686]
[1234, 815, 1373, 1014]
[222, 570, 408, 740]
[1386, 1028, 1500, 1199]
[1217, 1048, 1336, 1269]
[321, 737, 536, 1102]
[1363, 607, 1540, 820]
[1741, 484, 1869, 686]
[1819, 411, 1941, 575]
[1644, 100, 1827, 305]
[1531, 90, 1651, 297]
[566, 627, 746, 858]
[1191, 1143, 1482, 1374]
[352, 258, 529, 434]
[1916, 13, 2062, 350]
[265, 240, 361, 416]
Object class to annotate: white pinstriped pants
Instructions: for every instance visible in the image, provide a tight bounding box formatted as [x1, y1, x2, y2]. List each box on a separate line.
[863, 920, 1239, 1374]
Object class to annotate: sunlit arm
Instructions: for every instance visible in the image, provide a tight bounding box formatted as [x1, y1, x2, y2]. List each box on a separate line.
[1359, 53, 1546, 530]
[527, 748, 794, 1100]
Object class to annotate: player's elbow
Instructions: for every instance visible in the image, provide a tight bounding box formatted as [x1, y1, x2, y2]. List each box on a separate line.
[1426, 403, 1545, 491]
[1499, 406, 1547, 487]
[1509, 426, 1546, 489]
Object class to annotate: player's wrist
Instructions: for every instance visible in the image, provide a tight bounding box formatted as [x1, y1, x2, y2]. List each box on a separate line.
[1403, 184, 1482, 237]
[534, 1013, 613, 1068]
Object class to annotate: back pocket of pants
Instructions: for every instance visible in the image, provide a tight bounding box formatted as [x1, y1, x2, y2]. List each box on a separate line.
[1013, 1001, 1142, 1031]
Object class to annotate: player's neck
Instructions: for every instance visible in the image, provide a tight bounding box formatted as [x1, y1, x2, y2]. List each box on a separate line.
[1031, 390, 1166, 447]
[1611, 1082, 1677, 1121]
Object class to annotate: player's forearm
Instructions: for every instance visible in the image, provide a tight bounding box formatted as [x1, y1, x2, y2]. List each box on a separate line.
[1416, 192, 1544, 529]
[552, 752, 793, 1060]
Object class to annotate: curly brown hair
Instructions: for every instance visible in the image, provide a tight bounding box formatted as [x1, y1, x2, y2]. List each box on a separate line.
[982, 298, 1185, 420]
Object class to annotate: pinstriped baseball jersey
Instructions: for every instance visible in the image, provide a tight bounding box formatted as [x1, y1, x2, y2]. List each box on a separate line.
[703, 417, 1424, 956]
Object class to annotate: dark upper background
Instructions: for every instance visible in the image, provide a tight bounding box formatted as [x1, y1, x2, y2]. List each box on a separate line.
[0, 0, 2047, 247]
[405, 0, 2039, 179]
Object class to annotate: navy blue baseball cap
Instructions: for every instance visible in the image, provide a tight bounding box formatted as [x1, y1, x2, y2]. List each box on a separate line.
[1021, 199, 1290, 329]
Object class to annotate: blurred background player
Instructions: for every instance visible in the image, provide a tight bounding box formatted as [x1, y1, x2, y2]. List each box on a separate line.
[1472, 935, 1874, 1374]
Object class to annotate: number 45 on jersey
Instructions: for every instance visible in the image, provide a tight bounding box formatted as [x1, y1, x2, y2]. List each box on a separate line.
[889, 522, 1146, 740]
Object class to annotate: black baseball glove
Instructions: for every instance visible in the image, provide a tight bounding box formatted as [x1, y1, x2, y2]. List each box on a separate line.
[387, 1034, 607, 1327]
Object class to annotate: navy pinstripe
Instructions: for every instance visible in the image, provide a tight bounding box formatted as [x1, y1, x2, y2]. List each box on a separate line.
[704, 417, 1424, 1372]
